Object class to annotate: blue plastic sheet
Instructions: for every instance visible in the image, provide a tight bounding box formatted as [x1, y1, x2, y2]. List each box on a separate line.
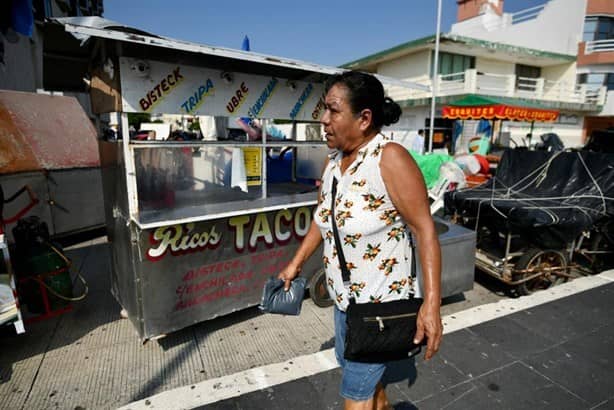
[11, 0, 33, 37]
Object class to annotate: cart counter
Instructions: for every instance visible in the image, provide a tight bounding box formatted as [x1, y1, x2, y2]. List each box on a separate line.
[100, 140, 326, 340]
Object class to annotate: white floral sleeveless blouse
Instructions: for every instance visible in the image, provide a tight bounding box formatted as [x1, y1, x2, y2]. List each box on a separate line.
[315, 133, 414, 311]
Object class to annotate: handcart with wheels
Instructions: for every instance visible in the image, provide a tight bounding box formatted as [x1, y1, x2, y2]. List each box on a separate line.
[445, 148, 614, 295]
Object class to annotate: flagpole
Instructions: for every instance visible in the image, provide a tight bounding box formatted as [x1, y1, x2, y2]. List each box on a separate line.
[428, 0, 443, 153]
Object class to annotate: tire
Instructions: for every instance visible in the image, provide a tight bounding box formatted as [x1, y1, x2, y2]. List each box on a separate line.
[513, 248, 568, 296]
[309, 269, 333, 308]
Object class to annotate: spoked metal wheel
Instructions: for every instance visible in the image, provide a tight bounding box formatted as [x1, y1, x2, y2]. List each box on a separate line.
[309, 269, 333, 308]
[513, 248, 569, 296]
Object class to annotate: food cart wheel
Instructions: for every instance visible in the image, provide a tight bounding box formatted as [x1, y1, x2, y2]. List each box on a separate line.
[309, 269, 333, 308]
[513, 248, 568, 296]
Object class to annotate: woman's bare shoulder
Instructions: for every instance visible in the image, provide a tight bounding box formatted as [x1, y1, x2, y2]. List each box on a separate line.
[381, 141, 414, 163]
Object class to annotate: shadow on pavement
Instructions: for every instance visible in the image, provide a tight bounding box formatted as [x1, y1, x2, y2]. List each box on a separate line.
[393, 403, 418, 410]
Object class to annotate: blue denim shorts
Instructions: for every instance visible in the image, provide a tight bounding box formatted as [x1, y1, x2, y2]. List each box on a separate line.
[334, 307, 387, 401]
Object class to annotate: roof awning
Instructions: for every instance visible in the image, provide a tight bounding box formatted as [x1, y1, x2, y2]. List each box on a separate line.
[51, 17, 428, 92]
[0, 90, 99, 174]
[442, 95, 559, 122]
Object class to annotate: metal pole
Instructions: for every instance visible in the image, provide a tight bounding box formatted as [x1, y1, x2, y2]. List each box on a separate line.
[428, 0, 443, 153]
[261, 118, 267, 199]
[528, 120, 535, 149]
[120, 112, 139, 219]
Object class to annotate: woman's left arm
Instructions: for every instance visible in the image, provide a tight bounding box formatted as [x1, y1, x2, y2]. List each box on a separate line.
[380, 143, 443, 360]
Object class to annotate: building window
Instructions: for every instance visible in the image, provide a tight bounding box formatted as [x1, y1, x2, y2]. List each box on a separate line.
[578, 73, 614, 91]
[516, 64, 541, 91]
[584, 16, 614, 42]
[557, 114, 579, 125]
[432, 52, 475, 81]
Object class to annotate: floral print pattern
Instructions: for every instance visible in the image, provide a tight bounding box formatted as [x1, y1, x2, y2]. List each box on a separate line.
[323, 255, 330, 268]
[363, 243, 381, 261]
[362, 194, 386, 211]
[349, 282, 366, 297]
[314, 134, 414, 311]
[371, 143, 383, 157]
[387, 227, 405, 242]
[369, 295, 383, 303]
[388, 278, 408, 294]
[335, 210, 353, 227]
[378, 258, 399, 276]
[379, 210, 399, 226]
[318, 208, 331, 223]
[348, 161, 363, 175]
[344, 233, 362, 248]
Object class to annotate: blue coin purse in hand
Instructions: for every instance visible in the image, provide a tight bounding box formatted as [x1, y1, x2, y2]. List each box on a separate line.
[259, 277, 307, 315]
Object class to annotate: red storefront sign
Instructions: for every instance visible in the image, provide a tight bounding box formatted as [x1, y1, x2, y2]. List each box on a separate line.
[442, 104, 559, 122]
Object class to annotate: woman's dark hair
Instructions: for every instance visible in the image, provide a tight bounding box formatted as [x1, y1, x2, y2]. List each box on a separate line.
[325, 71, 402, 130]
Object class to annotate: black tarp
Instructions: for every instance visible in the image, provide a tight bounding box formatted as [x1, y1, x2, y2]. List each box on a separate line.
[445, 149, 614, 248]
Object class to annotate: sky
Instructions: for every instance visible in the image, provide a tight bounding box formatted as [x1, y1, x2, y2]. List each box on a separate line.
[104, 0, 547, 67]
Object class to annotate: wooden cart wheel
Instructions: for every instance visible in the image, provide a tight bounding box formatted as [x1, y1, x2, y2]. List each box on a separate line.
[513, 248, 568, 296]
[309, 269, 333, 308]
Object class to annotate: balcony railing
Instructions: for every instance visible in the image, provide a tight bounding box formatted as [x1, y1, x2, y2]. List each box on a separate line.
[585, 87, 606, 105]
[585, 39, 614, 54]
[385, 69, 607, 106]
[510, 4, 546, 25]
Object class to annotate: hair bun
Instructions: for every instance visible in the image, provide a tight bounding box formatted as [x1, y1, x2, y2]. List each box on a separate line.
[382, 97, 401, 126]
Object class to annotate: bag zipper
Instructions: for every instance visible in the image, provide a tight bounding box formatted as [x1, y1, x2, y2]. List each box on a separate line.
[364, 312, 417, 331]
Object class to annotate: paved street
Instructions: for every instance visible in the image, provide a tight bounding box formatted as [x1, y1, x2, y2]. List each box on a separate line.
[196, 278, 614, 410]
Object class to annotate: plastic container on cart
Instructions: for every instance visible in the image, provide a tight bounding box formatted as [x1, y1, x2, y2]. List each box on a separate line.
[454, 155, 480, 175]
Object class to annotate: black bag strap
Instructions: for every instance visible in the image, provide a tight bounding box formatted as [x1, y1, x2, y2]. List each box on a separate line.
[331, 177, 351, 283]
[408, 230, 417, 280]
[331, 177, 418, 285]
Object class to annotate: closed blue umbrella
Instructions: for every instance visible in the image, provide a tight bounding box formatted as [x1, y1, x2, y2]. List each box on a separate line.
[452, 120, 463, 154]
[239, 35, 251, 126]
[477, 119, 492, 137]
[241, 35, 250, 52]
[11, 0, 34, 37]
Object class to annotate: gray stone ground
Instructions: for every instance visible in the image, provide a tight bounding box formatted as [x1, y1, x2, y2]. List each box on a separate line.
[197, 281, 614, 410]
[0, 238, 506, 410]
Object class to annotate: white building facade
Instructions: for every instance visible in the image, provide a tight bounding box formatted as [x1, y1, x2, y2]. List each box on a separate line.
[343, 0, 608, 150]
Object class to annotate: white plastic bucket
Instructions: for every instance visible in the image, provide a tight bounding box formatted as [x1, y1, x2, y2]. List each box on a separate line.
[454, 155, 480, 175]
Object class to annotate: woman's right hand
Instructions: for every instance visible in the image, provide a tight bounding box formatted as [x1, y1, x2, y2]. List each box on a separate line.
[278, 263, 301, 291]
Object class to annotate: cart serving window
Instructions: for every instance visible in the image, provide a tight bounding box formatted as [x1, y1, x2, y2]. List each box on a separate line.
[119, 57, 329, 227]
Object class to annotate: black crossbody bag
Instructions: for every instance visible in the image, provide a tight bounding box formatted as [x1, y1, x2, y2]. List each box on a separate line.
[331, 177, 424, 363]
